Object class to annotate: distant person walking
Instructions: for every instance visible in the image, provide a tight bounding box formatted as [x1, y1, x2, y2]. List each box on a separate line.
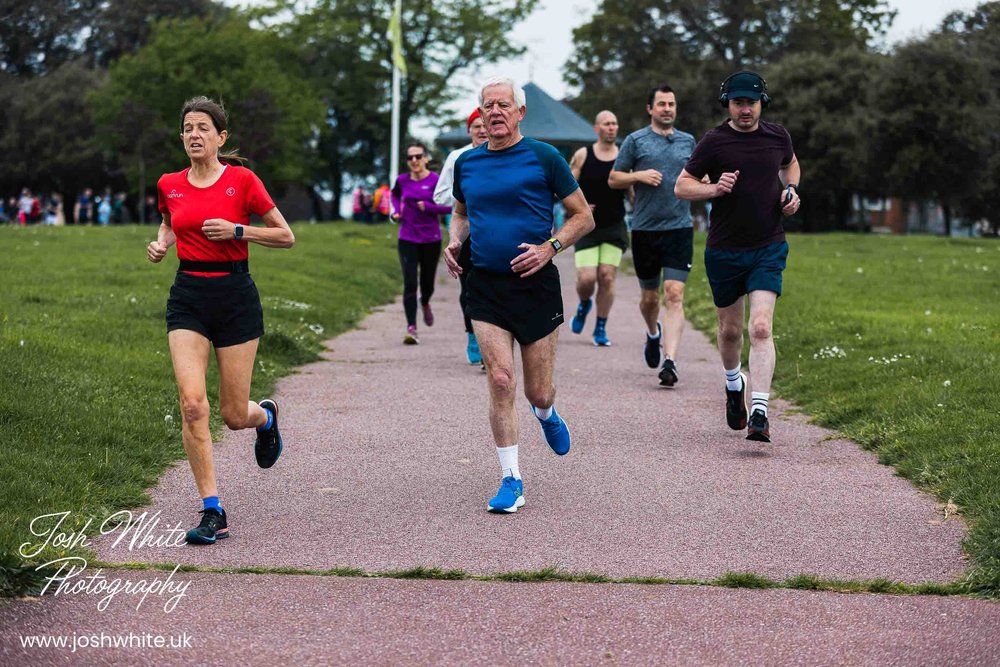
[609, 85, 696, 387]
[391, 142, 451, 344]
[147, 96, 295, 544]
[568, 110, 628, 347]
[444, 76, 595, 513]
[434, 108, 490, 365]
[675, 71, 801, 443]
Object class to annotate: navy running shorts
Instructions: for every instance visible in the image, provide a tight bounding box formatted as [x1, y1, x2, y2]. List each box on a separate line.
[704, 241, 789, 308]
[166, 272, 265, 347]
[465, 262, 563, 345]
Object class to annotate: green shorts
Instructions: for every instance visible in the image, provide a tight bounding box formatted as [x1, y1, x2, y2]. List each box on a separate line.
[574, 243, 624, 268]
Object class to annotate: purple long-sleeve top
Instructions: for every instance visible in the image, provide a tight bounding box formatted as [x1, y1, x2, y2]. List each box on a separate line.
[391, 172, 452, 243]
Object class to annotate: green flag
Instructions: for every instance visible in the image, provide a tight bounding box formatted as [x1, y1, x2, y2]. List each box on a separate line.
[389, 1, 407, 76]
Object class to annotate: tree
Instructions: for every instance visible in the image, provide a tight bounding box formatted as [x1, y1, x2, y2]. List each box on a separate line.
[766, 47, 884, 231]
[0, 62, 105, 204]
[0, 0, 223, 76]
[565, 0, 895, 137]
[869, 31, 995, 236]
[89, 14, 324, 202]
[255, 0, 537, 208]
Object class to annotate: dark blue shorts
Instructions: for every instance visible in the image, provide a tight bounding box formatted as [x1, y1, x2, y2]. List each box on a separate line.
[704, 241, 788, 308]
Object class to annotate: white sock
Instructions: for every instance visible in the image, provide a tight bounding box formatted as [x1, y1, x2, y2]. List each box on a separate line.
[496, 445, 520, 479]
[532, 405, 553, 421]
[751, 392, 769, 417]
[646, 323, 661, 338]
[725, 365, 743, 391]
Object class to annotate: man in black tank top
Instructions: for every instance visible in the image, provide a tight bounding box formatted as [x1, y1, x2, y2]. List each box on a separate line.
[569, 111, 628, 347]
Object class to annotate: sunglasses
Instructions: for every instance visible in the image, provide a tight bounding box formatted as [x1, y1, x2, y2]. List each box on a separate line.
[406, 153, 426, 161]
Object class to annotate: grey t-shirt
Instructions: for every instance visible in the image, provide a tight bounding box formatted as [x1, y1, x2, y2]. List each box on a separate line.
[613, 126, 695, 231]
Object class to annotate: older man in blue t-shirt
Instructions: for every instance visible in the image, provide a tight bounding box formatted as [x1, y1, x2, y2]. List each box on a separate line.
[444, 76, 595, 514]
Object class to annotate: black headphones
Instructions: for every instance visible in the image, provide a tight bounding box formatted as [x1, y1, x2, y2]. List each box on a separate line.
[719, 71, 770, 108]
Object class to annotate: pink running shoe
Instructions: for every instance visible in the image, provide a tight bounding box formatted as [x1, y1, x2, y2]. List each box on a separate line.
[422, 303, 434, 327]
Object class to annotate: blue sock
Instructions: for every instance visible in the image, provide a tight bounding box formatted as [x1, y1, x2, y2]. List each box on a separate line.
[257, 407, 273, 432]
[596, 316, 607, 328]
[202, 496, 221, 512]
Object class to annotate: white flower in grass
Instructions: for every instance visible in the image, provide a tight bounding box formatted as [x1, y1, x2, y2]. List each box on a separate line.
[943, 380, 951, 387]
[927, 327, 933, 334]
[309, 323, 325, 335]
[19, 340, 25, 347]
[924, 309, 932, 316]
[165, 415, 173, 422]
[856, 267, 864, 274]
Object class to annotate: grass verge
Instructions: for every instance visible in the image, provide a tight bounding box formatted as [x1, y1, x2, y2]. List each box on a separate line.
[680, 232, 1000, 596]
[0, 222, 402, 587]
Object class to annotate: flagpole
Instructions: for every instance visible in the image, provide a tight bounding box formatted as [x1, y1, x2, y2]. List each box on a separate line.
[389, 0, 403, 187]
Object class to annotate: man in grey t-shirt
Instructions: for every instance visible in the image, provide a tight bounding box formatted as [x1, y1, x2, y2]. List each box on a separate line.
[609, 84, 696, 387]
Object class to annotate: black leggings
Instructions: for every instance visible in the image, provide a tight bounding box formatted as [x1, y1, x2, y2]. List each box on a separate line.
[458, 239, 473, 333]
[398, 239, 441, 326]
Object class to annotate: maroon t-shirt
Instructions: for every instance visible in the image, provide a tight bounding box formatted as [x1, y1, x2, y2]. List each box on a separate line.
[684, 120, 794, 251]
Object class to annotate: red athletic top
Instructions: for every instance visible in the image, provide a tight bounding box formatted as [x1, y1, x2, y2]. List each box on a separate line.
[157, 164, 275, 276]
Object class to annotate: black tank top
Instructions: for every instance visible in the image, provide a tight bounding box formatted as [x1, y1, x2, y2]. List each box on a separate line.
[577, 145, 627, 250]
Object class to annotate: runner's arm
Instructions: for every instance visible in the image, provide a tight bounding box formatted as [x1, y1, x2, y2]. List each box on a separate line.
[569, 147, 586, 181]
[444, 201, 469, 278]
[510, 187, 594, 277]
[674, 169, 738, 201]
[147, 213, 174, 263]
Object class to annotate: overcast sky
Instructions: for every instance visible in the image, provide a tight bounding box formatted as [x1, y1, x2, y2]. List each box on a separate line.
[468, 0, 984, 105]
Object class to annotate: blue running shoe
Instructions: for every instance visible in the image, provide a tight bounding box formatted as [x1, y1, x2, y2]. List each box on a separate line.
[593, 322, 611, 347]
[533, 406, 571, 455]
[487, 476, 524, 513]
[466, 332, 482, 365]
[570, 299, 592, 334]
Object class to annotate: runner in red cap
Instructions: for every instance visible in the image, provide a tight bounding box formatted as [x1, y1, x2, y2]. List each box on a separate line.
[434, 108, 489, 366]
[147, 96, 295, 545]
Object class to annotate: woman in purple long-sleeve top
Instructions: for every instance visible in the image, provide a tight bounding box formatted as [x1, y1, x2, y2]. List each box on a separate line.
[391, 141, 453, 344]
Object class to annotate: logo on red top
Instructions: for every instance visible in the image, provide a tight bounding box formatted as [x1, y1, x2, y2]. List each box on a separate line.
[167, 189, 183, 199]
[226, 187, 236, 197]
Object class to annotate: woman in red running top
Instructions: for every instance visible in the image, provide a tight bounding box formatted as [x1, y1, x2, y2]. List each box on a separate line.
[146, 96, 295, 545]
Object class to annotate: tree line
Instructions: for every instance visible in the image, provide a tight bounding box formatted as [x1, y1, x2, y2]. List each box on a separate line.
[565, 0, 1000, 235]
[1, 0, 998, 233]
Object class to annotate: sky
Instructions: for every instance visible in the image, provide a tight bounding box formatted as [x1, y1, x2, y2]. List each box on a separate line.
[467, 0, 983, 105]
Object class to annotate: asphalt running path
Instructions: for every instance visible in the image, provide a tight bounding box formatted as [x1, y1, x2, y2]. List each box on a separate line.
[3, 573, 999, 666]
[90, 252, 966, 582]
[3, 251, 994, 666]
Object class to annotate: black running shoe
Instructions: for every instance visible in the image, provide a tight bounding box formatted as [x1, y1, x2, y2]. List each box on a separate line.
[254, 399, 283, 468]
[746, 409, 771, 443]
[658, 358, 678, 387]
[726, 372, 748, 430]
[185, 508, 228, 545]
[644, 323, 662, 368]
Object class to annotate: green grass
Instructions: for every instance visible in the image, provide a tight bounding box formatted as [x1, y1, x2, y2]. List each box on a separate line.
[0, 222, 401, 573]
[2, 227, 998, 598]
[681, 233, 1000, 595]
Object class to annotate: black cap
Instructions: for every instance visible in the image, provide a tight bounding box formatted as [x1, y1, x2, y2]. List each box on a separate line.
[723, 72, 766, 100]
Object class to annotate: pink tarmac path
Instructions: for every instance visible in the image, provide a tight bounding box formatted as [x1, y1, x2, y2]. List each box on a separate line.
[2, 252, 996, 665]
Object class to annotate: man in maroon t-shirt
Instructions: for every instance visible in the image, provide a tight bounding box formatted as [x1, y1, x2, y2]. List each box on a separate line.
[675, 71, 801, 444]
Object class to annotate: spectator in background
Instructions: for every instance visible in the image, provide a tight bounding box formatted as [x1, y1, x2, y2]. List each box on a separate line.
[75, 188, 94, 225]
[18, 188, 34, 225]
[144, 195, 158, 223]
[112, 192, 127, 224]
[45, 194, 65, 225]
[372, 183, 391, 222]
[97, 189, 112, 226]
[351, 185, 367, 222]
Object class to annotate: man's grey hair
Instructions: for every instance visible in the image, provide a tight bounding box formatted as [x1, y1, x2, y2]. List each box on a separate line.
[479, 76, 526, 108]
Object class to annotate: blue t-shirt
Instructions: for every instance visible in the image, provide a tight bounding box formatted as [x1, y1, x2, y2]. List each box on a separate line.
[453, 137, 579, 273]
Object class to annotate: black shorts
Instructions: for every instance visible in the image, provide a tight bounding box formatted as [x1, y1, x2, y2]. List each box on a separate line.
[466, 262, 563, 345]
[166, 272, 265, 348]
[631, 228, 694, 288]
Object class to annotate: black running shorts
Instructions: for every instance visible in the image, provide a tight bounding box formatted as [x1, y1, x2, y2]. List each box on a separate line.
[465, 262, 563, 345]
[631, 228, 694, 288]
[166, 272, 265, 348]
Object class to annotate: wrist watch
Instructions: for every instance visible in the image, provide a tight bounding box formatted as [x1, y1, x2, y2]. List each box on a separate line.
[548, 237, 563, 254]
[234, 224, 244, 240]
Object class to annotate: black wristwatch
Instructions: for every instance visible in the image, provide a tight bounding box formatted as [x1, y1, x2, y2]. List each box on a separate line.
[548, 237, 563, 254]
[234, 224, 244, 240]
[786, 183, 799, 193]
